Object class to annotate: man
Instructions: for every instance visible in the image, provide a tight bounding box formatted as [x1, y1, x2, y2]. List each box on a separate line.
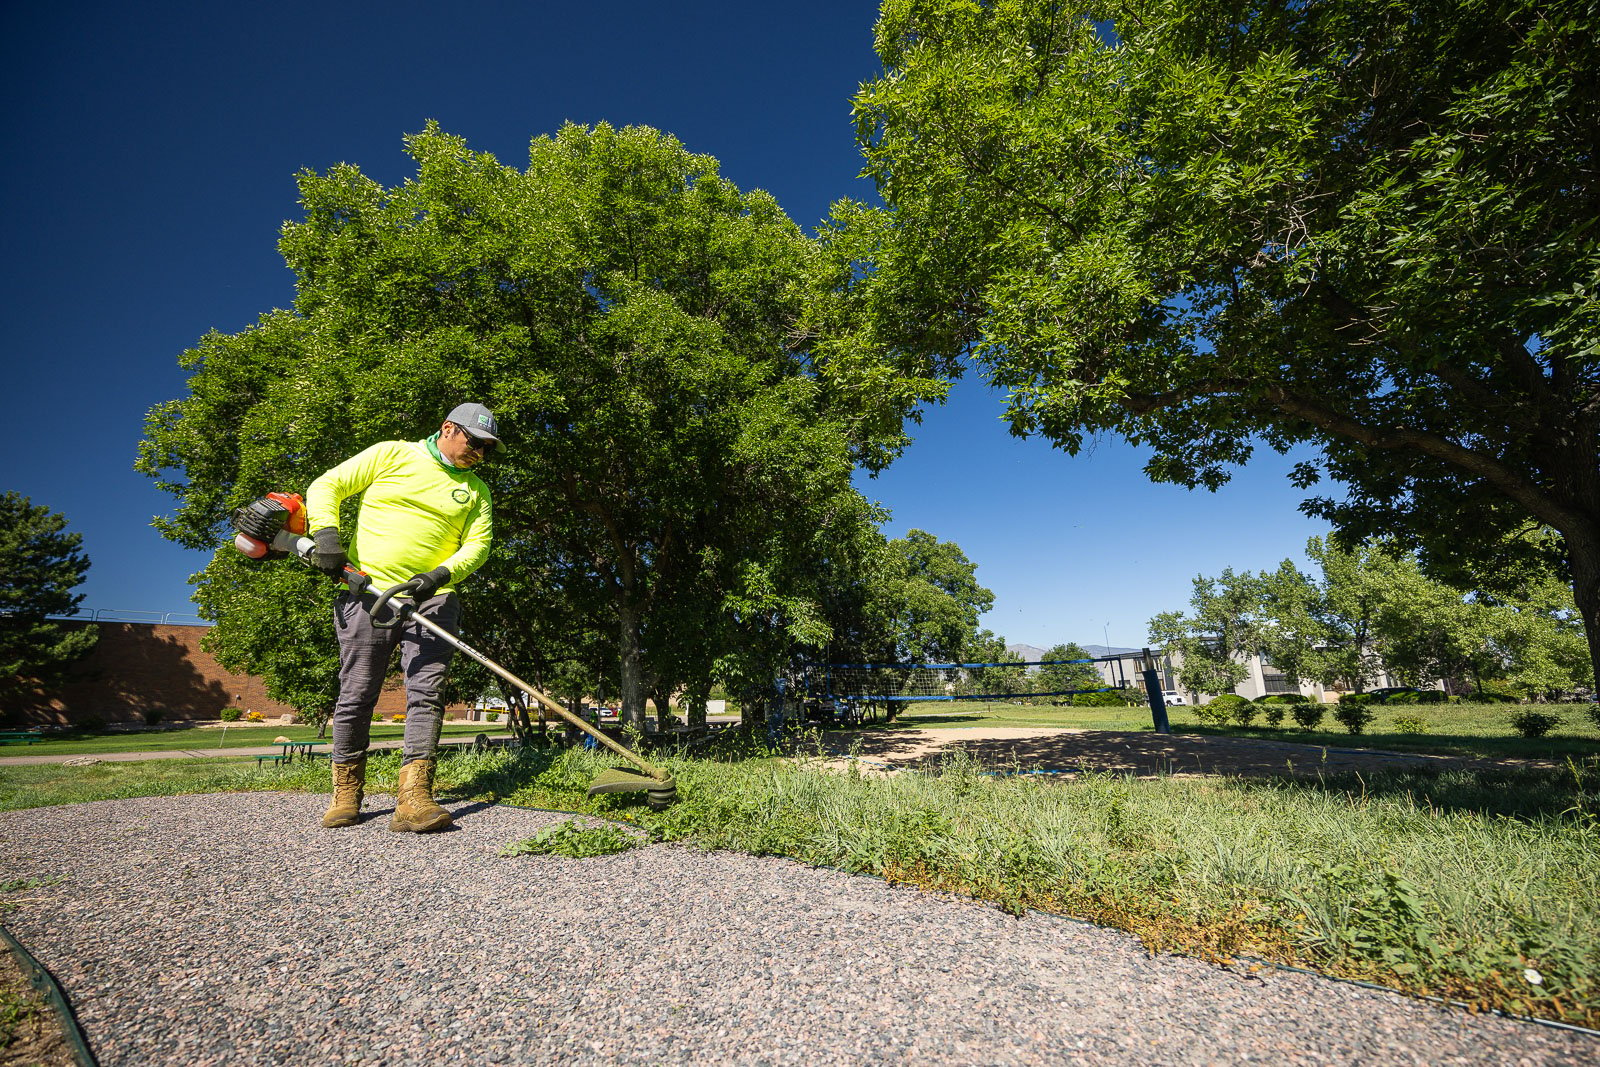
[305, 402, 499, 832]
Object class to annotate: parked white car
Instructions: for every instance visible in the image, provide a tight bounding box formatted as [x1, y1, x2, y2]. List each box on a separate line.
[1163, 692, 1187, 706]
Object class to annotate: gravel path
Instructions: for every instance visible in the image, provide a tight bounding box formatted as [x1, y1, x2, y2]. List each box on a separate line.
[0, 793, 1593, 1066]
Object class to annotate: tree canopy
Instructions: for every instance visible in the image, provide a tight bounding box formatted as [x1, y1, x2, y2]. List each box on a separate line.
[0, 493, 97, 707]
[845, 0, 1600, 679]
[139, 123, 926, 726]
[1152, 537, 1591, 698]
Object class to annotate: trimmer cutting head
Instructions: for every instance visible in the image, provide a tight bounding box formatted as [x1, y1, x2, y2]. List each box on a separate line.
[587, 766, 678, 809]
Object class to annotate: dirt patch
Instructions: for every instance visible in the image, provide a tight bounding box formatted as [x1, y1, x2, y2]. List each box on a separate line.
[0, 941, 73, 1067]
[818, 726, 1554, 779]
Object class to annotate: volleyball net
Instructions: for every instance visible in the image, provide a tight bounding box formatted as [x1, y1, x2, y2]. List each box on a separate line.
[813, 658, 1130, 704]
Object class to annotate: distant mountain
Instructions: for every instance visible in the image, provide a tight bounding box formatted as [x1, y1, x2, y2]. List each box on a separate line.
[1083, 644, 1142, 658]
[1006, 643, 1047, 662]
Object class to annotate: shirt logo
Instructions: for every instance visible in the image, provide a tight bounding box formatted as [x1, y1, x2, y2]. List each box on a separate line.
[452, 488, 471, 504]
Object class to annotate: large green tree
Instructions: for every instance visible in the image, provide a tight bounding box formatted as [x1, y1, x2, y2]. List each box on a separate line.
[139, 123, 902, 728]
[844, 0, 1600, 681]
[0, 493, 97, 708]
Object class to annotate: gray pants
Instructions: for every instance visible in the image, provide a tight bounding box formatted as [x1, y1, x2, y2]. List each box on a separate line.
[330, 591, 461, 764]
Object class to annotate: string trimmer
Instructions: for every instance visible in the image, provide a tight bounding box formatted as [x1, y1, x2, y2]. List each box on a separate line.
[231, 493, 678, 809]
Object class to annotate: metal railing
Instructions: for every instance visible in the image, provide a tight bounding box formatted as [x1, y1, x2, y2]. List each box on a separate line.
[40, 608, 211, 626]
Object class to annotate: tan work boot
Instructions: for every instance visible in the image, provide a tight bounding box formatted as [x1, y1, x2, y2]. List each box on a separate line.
[322, 757, 367, 828]
[390, 757, 453, 833]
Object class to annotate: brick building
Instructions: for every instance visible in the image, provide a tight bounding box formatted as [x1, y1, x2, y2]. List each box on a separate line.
[2, 620, 418, 726]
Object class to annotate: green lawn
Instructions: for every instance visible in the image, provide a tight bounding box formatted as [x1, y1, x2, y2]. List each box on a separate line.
[887, 701, 1600, 761]
[0, 722, 512, 757]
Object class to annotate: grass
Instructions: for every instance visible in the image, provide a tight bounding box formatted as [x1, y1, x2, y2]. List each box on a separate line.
[888, 700, 1600, 762]
[0, 722, 511, 757]
[3, 729, 1597, 1028]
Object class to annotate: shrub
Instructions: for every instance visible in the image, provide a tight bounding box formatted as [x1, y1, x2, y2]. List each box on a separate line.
[145, 709, 165, 726]
[1393, 715, 1427, 735]
[1230, 702, 1259, 728]
[1291, 704, 1326, 731]
[1588, 704, 1600, 729]
[1333, 703, 1375, 735]
[245, 711, 265, 723]
[1256, 693, 1310, 704]
[391, 713, 406, 723]
[1261, 706, 1286, 728]
[1413, 690, 1450, 704]
[1338, 692, 1375, 707]
[1071, 691, 1126, 707]
[1193, 703, 1233, 727]
[219, 708, 242, 723]
[1471, 692, 1519, 704]
[1509, 711, 1563, 738]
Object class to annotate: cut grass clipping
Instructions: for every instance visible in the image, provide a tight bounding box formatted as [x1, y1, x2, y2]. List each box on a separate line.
[500, 818, 644, 859]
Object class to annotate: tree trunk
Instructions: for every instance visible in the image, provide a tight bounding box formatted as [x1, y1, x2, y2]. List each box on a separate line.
[617, 601, 647, 730]
[1563, 528, 1600, 691]
[684, 679, 709, 729]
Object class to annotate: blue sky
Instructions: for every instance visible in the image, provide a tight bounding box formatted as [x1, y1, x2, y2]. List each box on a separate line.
[1, 1, 1329, 649]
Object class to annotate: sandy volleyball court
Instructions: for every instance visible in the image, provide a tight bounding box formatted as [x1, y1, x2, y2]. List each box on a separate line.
[817, 725, 1552, 779]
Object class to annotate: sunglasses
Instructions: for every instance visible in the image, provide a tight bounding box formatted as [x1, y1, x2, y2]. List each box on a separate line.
[453, 424, 497, 454]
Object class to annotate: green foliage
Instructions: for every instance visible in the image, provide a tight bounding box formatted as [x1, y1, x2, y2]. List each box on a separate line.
[1261, 705, 1286, 729]
[1339, 693, 1376, 707]
[1229, 702, 1259, 728]
[1037, 642, 1102, 696]
[1509, 711, 1564, 739]
[1589, 705, 1600, 730]
[139, 123, 930, 726]
[848, 0, 1600, 688]
[1413, 691, 1451, 705]
[1148, 574, 1255, 695]
[0, 493, 97, 708]
[499, 818, 644, 858]
[1257, 693, 1310, 704]
[1292, 705, 1327, 731]
[1334, 703, 1376, 735]
[219, 708, 242, 722]
[1068, 691, 1124, 708]
[1393, 716, 1428, 735]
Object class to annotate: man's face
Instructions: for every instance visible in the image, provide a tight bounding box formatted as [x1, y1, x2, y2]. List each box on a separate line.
[438, 421, 494, 468]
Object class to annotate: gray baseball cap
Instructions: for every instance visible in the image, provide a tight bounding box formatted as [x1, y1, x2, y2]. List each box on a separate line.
[446, 402, 501, 443]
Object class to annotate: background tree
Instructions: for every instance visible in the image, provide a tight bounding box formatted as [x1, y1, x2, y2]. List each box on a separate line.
[0, 493, 97, 708]
[959, 628, 1028, 699]
[844, 0, 1600, 682]
[1153, 536, 1595, 698]
[139, 123, 917, 728]
[1037, 641, 1101, 696]
[1149, 571, 1261, 696]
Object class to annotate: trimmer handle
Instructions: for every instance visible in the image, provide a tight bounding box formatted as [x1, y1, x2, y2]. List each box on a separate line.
[341, 564, 372, 597]
[368, 579, 422, 629]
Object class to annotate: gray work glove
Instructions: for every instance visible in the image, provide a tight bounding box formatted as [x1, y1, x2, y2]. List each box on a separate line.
[405, 566, 451, 599]
[309, 527, 347, 578]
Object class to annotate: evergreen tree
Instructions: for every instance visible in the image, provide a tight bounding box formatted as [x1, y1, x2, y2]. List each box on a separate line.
[0, 493, 97, 705]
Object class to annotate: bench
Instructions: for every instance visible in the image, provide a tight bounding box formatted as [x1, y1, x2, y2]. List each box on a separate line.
[0, 729, 43, 745]
[254, 753, 292, 768]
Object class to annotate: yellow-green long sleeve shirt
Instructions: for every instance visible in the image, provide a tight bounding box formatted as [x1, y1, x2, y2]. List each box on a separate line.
[305, 439, 492, 593]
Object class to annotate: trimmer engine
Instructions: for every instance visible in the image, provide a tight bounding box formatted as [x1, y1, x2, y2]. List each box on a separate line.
[231, 492, 309, 559]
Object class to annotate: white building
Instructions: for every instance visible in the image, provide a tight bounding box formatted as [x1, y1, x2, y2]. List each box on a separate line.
[1091, 647, 1438, 705]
